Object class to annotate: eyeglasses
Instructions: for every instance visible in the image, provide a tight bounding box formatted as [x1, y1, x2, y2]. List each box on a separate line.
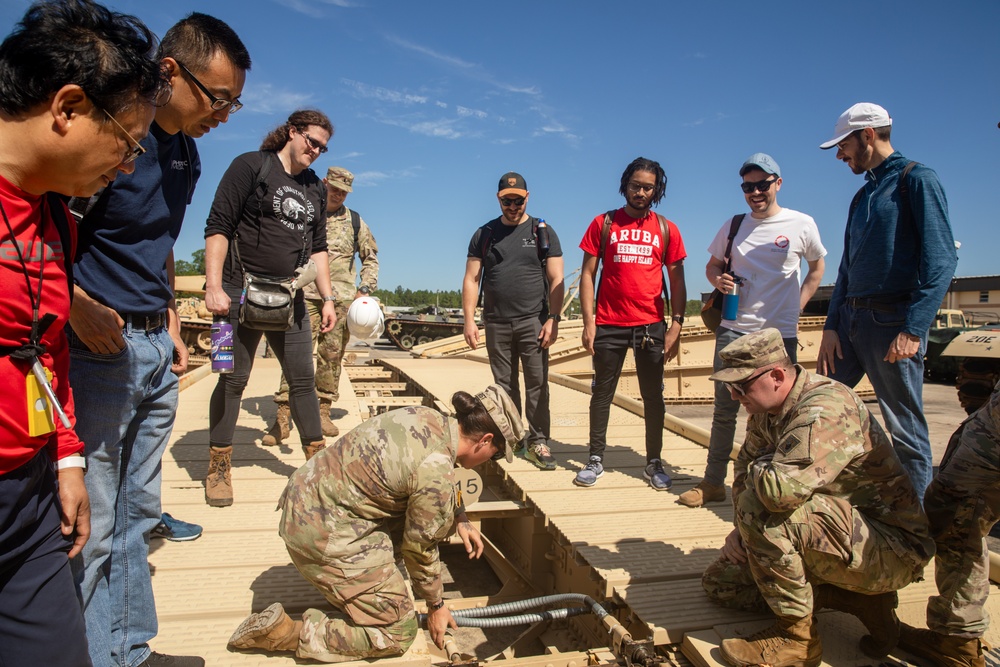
[500, 197, 525, 207]
[724, 367, 773, 396]
[101, 108, 145, 165]
[627, 182, 655, 193]
[176, 61, 243, 114]
[740, 177, 778, 194]
[300, 131, 329, 154]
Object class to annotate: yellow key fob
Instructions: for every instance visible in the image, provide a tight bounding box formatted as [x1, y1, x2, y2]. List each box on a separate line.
[27, 366, 56, 437]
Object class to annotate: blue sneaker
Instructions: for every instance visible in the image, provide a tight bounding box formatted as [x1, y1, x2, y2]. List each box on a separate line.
[574, 456, 604, 487]
[151, 513, 203, 542]
[643, 459, 672, 491]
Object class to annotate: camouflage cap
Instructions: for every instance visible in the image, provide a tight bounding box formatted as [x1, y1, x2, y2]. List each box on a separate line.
[475, 384, 525, 462]
[326, 166, 354, 193]
[709, 328, 789, 383]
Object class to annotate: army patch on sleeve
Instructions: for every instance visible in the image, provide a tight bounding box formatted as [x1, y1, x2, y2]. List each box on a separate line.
[777, 425, 811, 459]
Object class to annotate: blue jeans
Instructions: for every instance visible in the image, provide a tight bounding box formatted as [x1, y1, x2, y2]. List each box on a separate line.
[68, 322, 177, 667]
[705, 328, 797, 487]
[827, 301, 932, 499]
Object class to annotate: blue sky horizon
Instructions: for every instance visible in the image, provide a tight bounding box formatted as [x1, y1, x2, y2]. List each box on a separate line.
[3, 0, 997, 298]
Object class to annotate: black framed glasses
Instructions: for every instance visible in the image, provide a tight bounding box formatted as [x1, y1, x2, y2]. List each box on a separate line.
[724, 367, 773, 396]
[300, 131, 328, 154]
[740, 177, 778, 194]
[500, 197, 525, 207]
[176, 61, 243, 114]
[101, 108, 145, 165]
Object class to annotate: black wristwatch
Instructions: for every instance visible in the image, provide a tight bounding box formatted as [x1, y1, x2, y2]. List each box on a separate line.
[547, 314, 561, 322]
[671, 315, 684, 325]
[428, 599, 445, 612]
[358, 285, 371, 295]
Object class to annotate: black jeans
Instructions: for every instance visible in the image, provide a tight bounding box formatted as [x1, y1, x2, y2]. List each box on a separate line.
[485, 315, 550, 444]
[588, 321, 665, 462]
[209, 283, 322, 446]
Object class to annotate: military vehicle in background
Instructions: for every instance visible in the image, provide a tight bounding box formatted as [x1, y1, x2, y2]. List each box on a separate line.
[174, 275, 212, 367]
[924, 309, 973, 382]
[384, 306, 466, 350]
[941, 319, 1000, 414]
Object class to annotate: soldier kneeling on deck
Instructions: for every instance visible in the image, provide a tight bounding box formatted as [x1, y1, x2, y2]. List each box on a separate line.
[228, 384, 523, 662]
[700, 328, 934, 667]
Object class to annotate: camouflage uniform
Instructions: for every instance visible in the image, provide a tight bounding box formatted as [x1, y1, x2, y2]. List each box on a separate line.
[923, 380, 1000, 638]
[275, 204, 378, 403]
[702, 363, 935, 619]
[276, 406, 460, 662]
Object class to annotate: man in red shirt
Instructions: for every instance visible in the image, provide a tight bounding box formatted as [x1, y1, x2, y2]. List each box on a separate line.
[576, 157, 688, 489]
[0, 2, 165, 665]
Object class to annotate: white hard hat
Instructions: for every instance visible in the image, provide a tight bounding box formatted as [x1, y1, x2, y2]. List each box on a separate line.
[347, 296, 384, 339]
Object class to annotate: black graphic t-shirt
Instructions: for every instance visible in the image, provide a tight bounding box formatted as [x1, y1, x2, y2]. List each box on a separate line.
[205, 150, 327, 285]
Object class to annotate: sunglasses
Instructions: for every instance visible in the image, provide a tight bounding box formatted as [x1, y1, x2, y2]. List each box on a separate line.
[101, 108, 145, 165]
[724, 367, 773, 396]
[740, 177, 778, 194]
[176, 61, 243, 114]
[300, 131, 328, 154]
[500, 197, 525, 207]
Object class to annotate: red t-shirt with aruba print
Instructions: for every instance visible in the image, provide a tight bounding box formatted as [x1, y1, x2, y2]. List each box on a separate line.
[579, 208, 686, 327]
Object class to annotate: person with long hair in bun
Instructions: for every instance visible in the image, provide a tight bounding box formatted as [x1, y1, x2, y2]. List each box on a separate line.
[228, 385, 524, 662]
[203, 108, 336, 507]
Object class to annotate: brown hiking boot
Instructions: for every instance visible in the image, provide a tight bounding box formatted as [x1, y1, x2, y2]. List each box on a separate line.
[677, 481, 726, 507]
[229, 602, 302, 653]
[303, 440, 326, 461]
[205, 446, 233, 507]
[319, 399, 339, 437]
[721, 615, 821, 667]
[899, 624, 989, 667]
[262, 403, 290, 446]
[813, 584, 898, 657]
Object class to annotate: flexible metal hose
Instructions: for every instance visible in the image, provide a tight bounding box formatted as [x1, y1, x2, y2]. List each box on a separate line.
[448, 593, 607, 619]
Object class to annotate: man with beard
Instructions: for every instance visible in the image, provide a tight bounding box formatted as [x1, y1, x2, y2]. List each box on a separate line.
[817, 103, 957, 500]
[575, 157, 687, 489]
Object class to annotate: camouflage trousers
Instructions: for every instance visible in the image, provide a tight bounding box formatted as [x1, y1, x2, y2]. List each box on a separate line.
[287, 549, 418, 663]
[275, 299, 351, 404]
[924, 418, 1000, 638]
[703, 491, 926, 619]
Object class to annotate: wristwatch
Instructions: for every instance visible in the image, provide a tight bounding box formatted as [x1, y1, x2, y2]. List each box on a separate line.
[547, 314, 561, 322]
[358, 285, 371, 295]
[428, 599, 445, 612]
[322, 295, 336, 303]
[671, 315, 684, 325]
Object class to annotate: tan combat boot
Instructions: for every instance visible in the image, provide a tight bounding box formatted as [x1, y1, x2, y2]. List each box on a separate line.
[899, 624, 990, 667]
[205, 446, 233, 507]
[813, 584, 898, 657]
[319, 399, 339, 437]
[262, 403, 291, 447]
[229, 602, 302, 653]
[303, 440, 326, 461]
[721, 615, 821, 667]
[677, 481, 726, 507]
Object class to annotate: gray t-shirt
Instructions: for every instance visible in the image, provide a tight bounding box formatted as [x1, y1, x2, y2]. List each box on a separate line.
[467, 215, 562, 323]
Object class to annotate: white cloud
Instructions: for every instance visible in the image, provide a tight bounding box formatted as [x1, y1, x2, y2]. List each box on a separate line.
[384, 35, 476, 70]
[342, 79, 428, 105]
[456, 106, 487, 120]
[240, 83, 312, 115]
[271, 0, 361, 16]
[335, 151, 364, 160]
[435, 101, 448, 109]
[354, 167, 420, 187]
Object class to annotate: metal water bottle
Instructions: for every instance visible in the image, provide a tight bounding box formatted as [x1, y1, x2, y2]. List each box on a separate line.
[536, 218, 550, 255]
[722, 278, 742, 321]
[210, 315, 234, 374]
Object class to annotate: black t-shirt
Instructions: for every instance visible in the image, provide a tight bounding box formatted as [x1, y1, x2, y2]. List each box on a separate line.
[204, 150, 327, 286]
[467, 215, 562, 323]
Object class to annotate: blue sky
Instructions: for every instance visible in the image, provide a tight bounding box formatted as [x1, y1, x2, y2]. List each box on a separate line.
[4, 0, 998, 297]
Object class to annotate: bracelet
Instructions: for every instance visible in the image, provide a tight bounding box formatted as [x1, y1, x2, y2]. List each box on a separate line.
[428, 599, 445, 612]
[322, 296, 336, 303]
[57, 454, 86, 471]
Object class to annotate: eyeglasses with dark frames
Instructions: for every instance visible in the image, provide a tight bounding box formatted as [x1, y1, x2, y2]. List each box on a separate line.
[101, 108, 145, 165]
[299, 131, 328, 154]
[176, 61, 243, 114]
[500, 197, 525, 207]
[724, 367, 774, 396]
[740, 177, 779, 194]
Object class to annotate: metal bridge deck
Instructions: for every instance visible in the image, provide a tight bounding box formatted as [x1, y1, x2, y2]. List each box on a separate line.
[151, 355, 999, 666]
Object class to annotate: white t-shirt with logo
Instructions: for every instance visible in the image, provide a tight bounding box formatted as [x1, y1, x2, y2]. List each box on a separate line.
[707, 208, 826, 338]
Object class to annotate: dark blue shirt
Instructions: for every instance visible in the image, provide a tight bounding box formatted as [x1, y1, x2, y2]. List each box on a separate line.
[74, 121, 201, 314]
[826, 152, 957, 337]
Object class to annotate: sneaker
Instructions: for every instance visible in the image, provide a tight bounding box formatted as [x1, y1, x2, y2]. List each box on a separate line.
[151, 513, 203, 542]
[525, 441, 556, 470]
[574, 456, 604, 487]
[643, 459, 672, 491]
[139, 651, 205, 666]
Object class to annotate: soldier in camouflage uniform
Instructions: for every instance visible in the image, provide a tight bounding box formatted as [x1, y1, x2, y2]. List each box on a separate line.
[228, 385, 525, 662]
[700, 328, 934, 667]
[898, 380, 999, 667]
[264, 166, 379, 445]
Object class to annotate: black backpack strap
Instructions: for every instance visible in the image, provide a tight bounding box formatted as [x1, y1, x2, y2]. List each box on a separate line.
[723, 213, 746, 274]
[349, 208, 361, 251]
[476, 220, 499, 309]
[47, 193, 75, 302]
[897, 161, 919, 228]
[594, 209, 616, 308]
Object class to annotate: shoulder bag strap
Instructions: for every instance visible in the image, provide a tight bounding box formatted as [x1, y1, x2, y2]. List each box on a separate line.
[594, 209, 616, 308]
[723, 213, 746, 274]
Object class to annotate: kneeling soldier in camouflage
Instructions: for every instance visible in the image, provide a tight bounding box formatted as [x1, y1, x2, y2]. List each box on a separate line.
[701, 329, 934, 667]
[228, 385, 523, 661]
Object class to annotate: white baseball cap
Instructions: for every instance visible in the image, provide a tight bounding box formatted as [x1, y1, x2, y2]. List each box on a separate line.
[820, 103, 892, 150]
